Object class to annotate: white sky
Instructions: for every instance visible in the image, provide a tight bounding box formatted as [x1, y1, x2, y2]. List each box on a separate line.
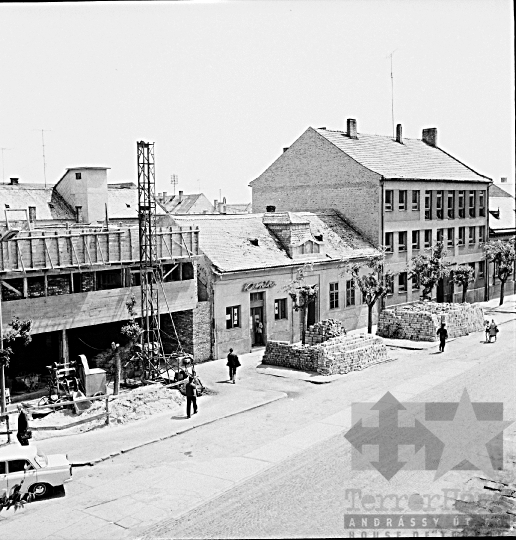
[0, 1, 514, 204]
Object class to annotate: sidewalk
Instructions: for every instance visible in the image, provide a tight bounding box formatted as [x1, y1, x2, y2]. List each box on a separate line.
[474, 293, 516, 314]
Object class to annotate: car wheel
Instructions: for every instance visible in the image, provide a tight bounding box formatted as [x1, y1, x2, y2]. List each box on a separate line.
[29, 482, 52, 498]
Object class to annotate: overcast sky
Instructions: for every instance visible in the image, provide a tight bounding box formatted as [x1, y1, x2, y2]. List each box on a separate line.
[0, 1, 513, 203]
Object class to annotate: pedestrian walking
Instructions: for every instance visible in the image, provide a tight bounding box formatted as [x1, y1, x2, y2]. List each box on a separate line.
[185, 376, 198, 419]
[484, 320, 490, 343]
[489, 319, 499, 343]
[437, 323, 448, 352]
[16, 406, 31, 446]
[227, 348, 241, 384]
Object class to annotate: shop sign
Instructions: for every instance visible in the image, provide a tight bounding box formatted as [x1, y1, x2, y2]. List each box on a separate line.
[242, 280, 276, 292]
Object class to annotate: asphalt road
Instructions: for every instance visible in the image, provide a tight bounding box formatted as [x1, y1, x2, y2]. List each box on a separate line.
[143, 319, 516, 539]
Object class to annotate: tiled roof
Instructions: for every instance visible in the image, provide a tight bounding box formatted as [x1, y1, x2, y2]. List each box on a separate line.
[0, 183, 75, 220]
[224, 203, 252, 214]
[161, 193, 214, 214]
[107, 185, 166, 219]
[315, 128, 490, 182]
[171, 211, 378, 273]
[489, 184, 513, 198]
[489, 197, 516, 232]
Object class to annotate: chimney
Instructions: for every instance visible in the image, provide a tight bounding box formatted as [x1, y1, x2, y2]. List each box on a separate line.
[178, 190, 183, 202]
[396, 124, 403, 144]
[422, 128, 437, 147]
[75, 206, 83, 223]
[347, 118, 358, 139]
[214, 199, 218, 212]
[9, 178, 19, 185]
[283, 147, 289, 153]
[266, 205, 276, 213]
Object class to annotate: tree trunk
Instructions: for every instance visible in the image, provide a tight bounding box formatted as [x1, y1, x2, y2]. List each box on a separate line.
[113, 350, 121, 395]
[462, 284, 468, 303]
[499, 279, 505, 306]
[367, 303, 374, 334]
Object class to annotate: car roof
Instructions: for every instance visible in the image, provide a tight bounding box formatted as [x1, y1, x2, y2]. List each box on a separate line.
[0, 443, 37, 461]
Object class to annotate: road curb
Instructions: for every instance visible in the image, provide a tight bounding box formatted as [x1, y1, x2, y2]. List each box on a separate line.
[71, 391, 286, 467]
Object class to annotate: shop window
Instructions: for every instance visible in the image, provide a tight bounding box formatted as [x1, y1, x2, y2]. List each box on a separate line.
[412, 230, 420, 250]
[424, 229, 432, 249]
[458, 191, 465, 218]
[384, 232, 393, 253]
[398, 272, 407, 293]
[399, 190, 407, 211]
[412, 190, 420, 211]
[345, 280, 355, 307]
[468, 226, 476, 245]
[469, 191, 476, 218]
[329, 282, 339, 309]
[398, 231, 407, 252]
[226, 306, 241, 329]
[436, 191, 443, 219]
[182, 262, 194, 280]
[447, 228, 454, 248]
[458, 227, 465, 246]
[97, 270, 122, 290]
[385, 190, 393, 211]
[447, 192, 455, 219]
[274, 298, 287, 320]
[424, 191, 432, 220]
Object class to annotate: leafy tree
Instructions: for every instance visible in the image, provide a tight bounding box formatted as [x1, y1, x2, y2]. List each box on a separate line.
[343, 253, 393, 334]
[285, 263, 319, 345]
[483, 238, 516, 306]
[407, 242, 451, 301]
[451, 265, 475, 303]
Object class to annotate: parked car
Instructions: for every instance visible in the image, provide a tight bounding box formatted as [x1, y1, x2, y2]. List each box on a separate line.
[0, 443, 72, 498]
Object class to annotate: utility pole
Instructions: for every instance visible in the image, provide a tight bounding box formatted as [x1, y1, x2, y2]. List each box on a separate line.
[0, 148, 11, 183]
[386, 50, 397, 139]
[170, 174, 178, 196]
[34, 129, 51, 187]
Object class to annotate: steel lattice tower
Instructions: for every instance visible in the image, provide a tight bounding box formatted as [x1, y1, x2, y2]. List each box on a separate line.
[137, 141, 162, 378]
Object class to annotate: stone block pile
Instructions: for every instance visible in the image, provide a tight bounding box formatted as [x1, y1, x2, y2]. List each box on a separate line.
[304, 318, 347, 345]
[377, 301, 485, 342]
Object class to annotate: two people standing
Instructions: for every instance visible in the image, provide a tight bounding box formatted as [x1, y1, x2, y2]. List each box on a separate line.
[487, 319, 499, 343]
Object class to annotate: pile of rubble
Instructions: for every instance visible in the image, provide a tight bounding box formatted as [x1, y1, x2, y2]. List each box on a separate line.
[304, 319, 347, 345]
[377, 301, 485, 342]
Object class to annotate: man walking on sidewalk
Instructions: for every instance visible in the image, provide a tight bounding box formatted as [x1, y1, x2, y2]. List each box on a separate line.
[437, 323, 448, 352]
[185, 376, 198, 419]
[227, 348, 241, 384]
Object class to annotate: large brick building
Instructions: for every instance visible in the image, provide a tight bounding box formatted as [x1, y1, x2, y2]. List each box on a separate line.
[251, 119, 492, 305]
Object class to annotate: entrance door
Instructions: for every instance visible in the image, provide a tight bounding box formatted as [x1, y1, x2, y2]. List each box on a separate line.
[250, 306, 264, 347]
[436, 278, 444, 303]
[307, 299, 317, 327]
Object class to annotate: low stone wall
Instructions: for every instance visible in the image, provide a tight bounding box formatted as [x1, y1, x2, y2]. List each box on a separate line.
[305, 319, 347, 345]
[262, 333, 388, 376]
[377, 301, 485, 342]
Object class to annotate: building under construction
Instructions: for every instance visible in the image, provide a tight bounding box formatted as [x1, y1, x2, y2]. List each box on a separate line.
[0, 145, 211, 397]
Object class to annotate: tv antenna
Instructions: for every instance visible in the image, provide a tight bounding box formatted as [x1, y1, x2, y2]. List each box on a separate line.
[34, 129, 51, 187]
[386, 50, 397, 138]
[170, 174, 178, 196]
[1, 147, 12, 183]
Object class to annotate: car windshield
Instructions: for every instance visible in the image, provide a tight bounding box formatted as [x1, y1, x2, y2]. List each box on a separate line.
[35, 448, 48, 468]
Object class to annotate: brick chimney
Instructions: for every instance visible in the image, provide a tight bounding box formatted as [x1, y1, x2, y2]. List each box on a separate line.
[9, 178, 19, 185]
[178, 190, 183, 202]
[396, 124, 403, 144]
[347, 118, 358, 139]
[422, 128, 437, 147]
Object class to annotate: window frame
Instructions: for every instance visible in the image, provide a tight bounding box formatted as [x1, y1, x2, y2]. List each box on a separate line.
[436, 190, 444, 219]
[469, 191, 476, 218]
[329, 282, 339, 310]
[479, 190, 486, 217]
[447, 191, 455, 219]
[384, 190, 393, 212]
[411, 230, 420, 250]
[274, 298, 287, 320]
[468, 226, 476, 245]
[424, 229, 432, 249]
[398, 272, 407, 293]
[398, 190, 407, 211]
[411, 190, 420, 211]
[345, 279, 355, 307]
[398, 231, 407, 252]
[225, 305, 241, 329]
[424, 190, 432, 220]
[478, 225, 486, 244]
[447, 227, 454, 248]
[458, 190, 465, 218]
[478, 260, 485, 278]
[385, 232, 393, 253]
[436, 228, 444, 243]
[412, 273, 420, 291]
[458, 226, 465, 246]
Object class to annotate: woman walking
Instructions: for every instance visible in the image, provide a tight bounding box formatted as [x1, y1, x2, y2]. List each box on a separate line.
[488, 319, 499, 343]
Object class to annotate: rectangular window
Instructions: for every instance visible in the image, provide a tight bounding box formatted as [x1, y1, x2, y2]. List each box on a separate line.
[385, 274, 394, 295]
[468, 262, 476, 280]
[329, 282, 339, 310]
[458, 227, 465, 246]
[412, 230, 420, 250]
[411, 190, 420, 211]
[479, 225, 486, 243]
[468, 226, 476, 245]
[437, 228, 444, 243]
[398, 272, 407, 293]
[479, 190, 486, 217]
[436, 191, 443, 219]
[75, 172, 82, 180]
[412, 274, 420, 291]
[447, 191, 455, 219]
[274, 298, 287, 320]
[458, 190, 465, 218]
[385, 190, 393, 211]
[398, 231, 407, 252]
[385, 232, 393, 252]
[399, 190, 407, 211]
[250, 292, 264, 302]
[424, 229, 432, 248]
[478, 261, 485, 278]
[424, 191, 432, 220]
[28, 206, 36, 222]
[469, 191, 476, 218]
[226, 305, 241, 329]
[447, 227, 454, 248]
[346, 280, 355, 306]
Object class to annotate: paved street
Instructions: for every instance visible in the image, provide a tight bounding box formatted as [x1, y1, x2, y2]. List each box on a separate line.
[0, 316, 515, 539]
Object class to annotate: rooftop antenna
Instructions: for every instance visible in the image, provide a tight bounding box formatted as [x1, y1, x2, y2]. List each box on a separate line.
[34, 129, 51, 187]
[197, 179, 201, 193]
[386, 50, 397, 138]
[1, 147, 11, 183]
[170, 174, 178, 196]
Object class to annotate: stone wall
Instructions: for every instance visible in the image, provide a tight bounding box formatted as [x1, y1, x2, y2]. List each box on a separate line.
[192, 301, 212, 362]
[262, 332, 388, 376]
[377, 301, 485, 342]
[305, 318, 347, 345]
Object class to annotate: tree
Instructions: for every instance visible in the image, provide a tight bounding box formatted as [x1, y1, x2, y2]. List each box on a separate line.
[343, 253, 393, 334]
[0, 481, 34, 513]
[285, 263, 319, 345]
[483, 238, 516, 306]
[451, 265, 475, 303]
[407, 242, 451, 301]
[120, 294, 144, 383]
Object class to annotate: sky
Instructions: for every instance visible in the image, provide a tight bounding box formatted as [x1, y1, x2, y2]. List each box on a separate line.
[0, 1, 514, 204]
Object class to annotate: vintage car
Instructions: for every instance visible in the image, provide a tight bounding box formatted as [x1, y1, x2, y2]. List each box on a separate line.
[0, 443, 72, 498]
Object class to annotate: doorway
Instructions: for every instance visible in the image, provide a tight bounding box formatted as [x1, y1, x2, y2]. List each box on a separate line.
[307, 299, 317, 327]
[250, 306, 264, 347]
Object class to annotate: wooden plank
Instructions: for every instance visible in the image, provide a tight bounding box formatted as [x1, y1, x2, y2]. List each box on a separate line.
[43, 237, 55, 270]
[96, 234, 106, 264]
[31, 413, 107, 431]
[55, 231, 61, 266]
[0, 280, 23, 296]
[69, 236, 82, 270]
[16, 240, 26, 271]
[84, 235, 93, 265]
[29, 232, 34, 269]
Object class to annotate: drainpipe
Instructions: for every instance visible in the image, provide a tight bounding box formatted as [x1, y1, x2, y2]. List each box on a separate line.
[380, 177, 386, 312]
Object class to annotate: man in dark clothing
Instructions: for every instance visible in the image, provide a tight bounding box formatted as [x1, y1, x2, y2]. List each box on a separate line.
[17, 407, 31, 446]
[185, 376, 198, 419]
[227, 348, 241, 384]
[437, 323, 448, 352]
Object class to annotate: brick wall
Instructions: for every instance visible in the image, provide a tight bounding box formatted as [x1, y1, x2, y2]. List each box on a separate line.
[192, 301, 212, 362]
[47, 275, 71, 296]
[262, 331, 388, 376]
[377, 301, 485, 342]
[251, 127, 381, 244]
